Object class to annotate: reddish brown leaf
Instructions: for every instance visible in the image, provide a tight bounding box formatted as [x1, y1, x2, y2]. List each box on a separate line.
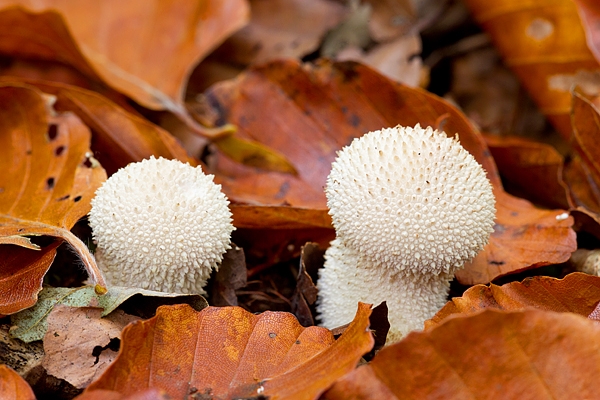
[0, 78, 196, 175]
[0, 84, 107, 294]
[324, 309, 600, 399]
[208, 59, 576, 283]
[427, 272, 600, 329]
[564, 88, 600, 214]
[0, 241, 59, 315]
[484, 134, 569, 209]
[0, 364, 35, 400]
[464, 0, 600, 139]
[0, 1, 249, 116]
[75, 389, 168, 400]
[85, 303, 374, 400]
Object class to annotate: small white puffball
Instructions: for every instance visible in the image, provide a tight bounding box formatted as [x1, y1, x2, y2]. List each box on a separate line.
[317, 239, 452, 343]
[326, 124, 495, 275]
[89, 156, 235, 294]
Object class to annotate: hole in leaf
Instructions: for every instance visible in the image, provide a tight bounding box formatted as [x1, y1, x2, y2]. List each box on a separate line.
[57, 194, 70, 201]
[55, 146, 65, 156]
[46, 177, 55, 189]
[92, 337, 121, 365]
[73, 195, 82, 202]
[47, 124, 58, 141]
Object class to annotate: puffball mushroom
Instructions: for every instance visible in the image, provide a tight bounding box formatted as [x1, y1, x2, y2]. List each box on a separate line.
[89, 156, 235, 295]
[317, 124, 496, 343]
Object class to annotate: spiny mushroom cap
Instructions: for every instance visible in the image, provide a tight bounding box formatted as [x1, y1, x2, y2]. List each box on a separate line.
[317, 239, 452, 344]
[326, 124, 495, 275]
[89, 156, 234, 294]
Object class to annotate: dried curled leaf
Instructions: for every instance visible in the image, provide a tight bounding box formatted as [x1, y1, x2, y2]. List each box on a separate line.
[325, 309, 600, 399]
[85, 303, 374, 400]
[427, 272, 600, 328]
[0, 84, 107, 301]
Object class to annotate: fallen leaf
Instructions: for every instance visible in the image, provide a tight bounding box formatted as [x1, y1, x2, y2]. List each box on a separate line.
[427, 272, 600, 328]
[207, 59, 576, 283]
[0, 241, 60, 315]
[0, 84, 107, 298]
[0, 0, 250, 116]
[0, 78, 197, 175]
[85, 302, 373, 400]
[74, 389, 168, 400]
[362, 0, 416, 41]
[464, 0, 600, 139]
[290, 242, 323, 327]
[324, 309, 600, 399]
[207, 245, 247, 307]
[216, 0, 346, 65]
[10, 285, 207, 343]
[0, 364, 35, 400]
[0, 323, 44, 376]
[42, 305, 139, 389]
[564, 88, 600, 213]
[483, 134, 569, 209]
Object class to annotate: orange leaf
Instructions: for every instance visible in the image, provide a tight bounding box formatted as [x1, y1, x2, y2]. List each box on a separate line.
[463, 0, 600, 139]
[325, 309, 600, 399]
[207, 59, 575, 283]
[85, 303, 374, 400]
[0, 1, 249, 115]
[75, 389, 168, 400]
[0, 241, 59, 314]
[0, 365, 35, 400]
[427, 272, 600, 328]
[564, 88, 600, 212]
[0, 78, 196, 175]
[0, 84, 107, 293]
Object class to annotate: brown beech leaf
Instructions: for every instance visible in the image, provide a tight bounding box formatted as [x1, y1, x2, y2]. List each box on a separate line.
[75, 389, 168, 400]
[324, 309, 600, 399]
[207, 59, 575, 283]
[0, 364, 35, 400]
[0, 1, 249, 116]
[216, 0, 346, 65]
[564, 88, 600, 214]
[43, 305, 139, 389]
[483, 134, 569, 209]
[85, 303, 374, 400]
[574, 0, 600, 62]
[0, 78, 196, 175]
[464, 0, 600, 139]
[0, 84, 107, 293]
[427, 272, 600, 328]
[0, 241, 59, 315]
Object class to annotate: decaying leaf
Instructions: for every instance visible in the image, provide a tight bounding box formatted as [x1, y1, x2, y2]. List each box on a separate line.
[0, 78, 197, 175]
[564, 88, 600, 213]
[324, 309, 600, 399]
[427, 272, 600, 328]
[0, 242, 60, 315]
[207, 59, 576, 283]
[464, 0, 600, 139]
[10, 285, 208, 343]
[84, 303, 374, 400]
[0, 0, 249, 117]
[0, 364, 35, 400]
[484, 134, 569, 209]
[0, 84, 107, 302]
[42, 305, 139, 389]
